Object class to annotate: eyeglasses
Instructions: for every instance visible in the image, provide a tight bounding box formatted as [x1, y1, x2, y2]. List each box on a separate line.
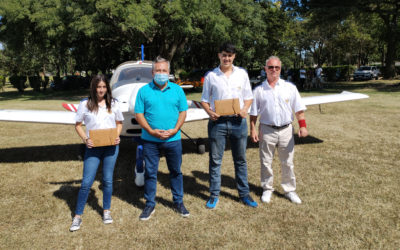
[267, 66, 281, 70]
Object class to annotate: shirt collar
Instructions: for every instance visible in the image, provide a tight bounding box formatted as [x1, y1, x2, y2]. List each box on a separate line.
[263, 78, 282, 89]
[216, 65, 237, 75]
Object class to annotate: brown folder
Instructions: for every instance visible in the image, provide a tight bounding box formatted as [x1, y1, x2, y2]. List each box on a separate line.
[89, 128, 118, 147]
[214, 98, 240, 116]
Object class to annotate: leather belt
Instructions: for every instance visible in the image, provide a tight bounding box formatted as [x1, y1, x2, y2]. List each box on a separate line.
[266, 124, 290, 129]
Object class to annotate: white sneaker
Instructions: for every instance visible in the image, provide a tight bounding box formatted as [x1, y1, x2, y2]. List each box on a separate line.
[285, 192, 302, 204]
[103, 211, 113, 224]
[261, 190, 273, 203]
[69, 217, 82, 232]
[134, 168, 145, 187]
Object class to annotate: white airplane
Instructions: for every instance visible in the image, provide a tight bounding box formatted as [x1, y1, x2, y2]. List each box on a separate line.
[0, 60, 369, 186]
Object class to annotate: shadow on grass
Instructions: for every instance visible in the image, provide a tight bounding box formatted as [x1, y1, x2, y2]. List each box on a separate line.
[0, 135, 322, 163]
[53, 185, 103, 218]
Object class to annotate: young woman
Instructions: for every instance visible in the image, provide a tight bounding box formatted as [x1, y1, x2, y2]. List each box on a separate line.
[70, 74, 124, 232]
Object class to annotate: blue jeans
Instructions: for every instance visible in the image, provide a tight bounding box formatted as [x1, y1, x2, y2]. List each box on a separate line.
[143, 139, 183, 207]
[208, 117, 250, 198]
[75, 145, 119, 215]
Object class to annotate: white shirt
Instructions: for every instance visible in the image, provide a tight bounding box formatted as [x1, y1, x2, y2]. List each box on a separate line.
[316, 67, 322, 77]
[75, 99, 124, 137]
[299, 69, 306, 79]
[201, 65, 253, 111]
[249, 78, 306, 126]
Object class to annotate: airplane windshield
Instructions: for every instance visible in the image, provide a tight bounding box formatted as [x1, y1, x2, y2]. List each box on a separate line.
[118, 67, 153, 82]
[112, 66, 153, 89]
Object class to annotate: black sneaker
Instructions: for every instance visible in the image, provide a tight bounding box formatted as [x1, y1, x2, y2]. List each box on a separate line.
[175, 203, 190, 217]
[139, 206, 155, 221]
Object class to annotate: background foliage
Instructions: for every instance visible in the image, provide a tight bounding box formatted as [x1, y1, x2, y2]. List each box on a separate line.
[0, 0, 399, 83]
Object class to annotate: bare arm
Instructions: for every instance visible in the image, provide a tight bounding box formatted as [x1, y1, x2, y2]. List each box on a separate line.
[240, 99, 253, 118]
[165, 111, 187, 138]
[249, 115, 259, 143]
[75, 122, 94, 148]
[295, 110, 308, 137]
[135, 113, 164, 139]
[114, 121, 123, 145]
[201, 101, 220, 121]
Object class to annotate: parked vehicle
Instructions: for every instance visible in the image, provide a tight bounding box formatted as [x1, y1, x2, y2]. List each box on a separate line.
[353, 66, 379, 80]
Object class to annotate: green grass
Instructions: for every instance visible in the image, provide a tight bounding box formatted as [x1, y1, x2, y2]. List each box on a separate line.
[0, 81, 399, 249]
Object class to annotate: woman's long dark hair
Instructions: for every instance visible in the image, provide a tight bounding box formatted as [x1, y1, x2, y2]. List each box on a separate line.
[87, 74, 113, 113]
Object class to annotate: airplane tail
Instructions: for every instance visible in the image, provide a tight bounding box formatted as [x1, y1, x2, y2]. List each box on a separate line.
[62, 103, 78, 112]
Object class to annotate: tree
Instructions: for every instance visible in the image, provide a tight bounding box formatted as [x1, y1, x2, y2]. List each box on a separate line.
[299, 0, 400, 78]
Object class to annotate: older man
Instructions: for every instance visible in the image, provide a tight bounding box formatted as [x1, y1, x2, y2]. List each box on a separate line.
[135, 56, 189, 220]
[250, 56, 308, 204]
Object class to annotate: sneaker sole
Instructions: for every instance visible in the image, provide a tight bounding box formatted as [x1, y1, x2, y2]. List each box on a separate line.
[103, 219, 113, 224]
[139, 209, 155, 221]
[69, 227, 80, 232]
[180, 213, 190, 218]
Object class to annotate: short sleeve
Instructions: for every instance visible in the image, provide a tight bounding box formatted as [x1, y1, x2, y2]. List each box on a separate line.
[112, 99, 124, 121]
[201, 74, 211, 103]
[242, 72, 253, 101]
[249, 88, 259, 116]
[75, 101, 86, 122]
[134, 88, 145, 114]
[177, 86, 188, 112]
[292, 87, 307, 113]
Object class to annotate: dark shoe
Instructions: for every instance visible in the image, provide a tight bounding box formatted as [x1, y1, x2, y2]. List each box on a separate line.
[139, 206, 155, 221]
[206, 197, 219, 209]
[175, 203, 190, 217]
[241, 195, 258, 208]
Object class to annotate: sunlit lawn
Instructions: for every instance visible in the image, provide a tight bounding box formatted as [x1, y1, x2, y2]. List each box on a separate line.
[0, 81, 399, 249]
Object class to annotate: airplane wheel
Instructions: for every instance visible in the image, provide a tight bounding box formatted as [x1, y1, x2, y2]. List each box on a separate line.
[197, 139, 206, 154]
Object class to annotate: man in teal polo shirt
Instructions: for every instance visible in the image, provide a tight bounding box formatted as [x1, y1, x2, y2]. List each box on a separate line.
[134, 56, 189, 221]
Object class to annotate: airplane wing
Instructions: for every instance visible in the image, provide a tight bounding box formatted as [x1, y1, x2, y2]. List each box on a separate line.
[0, 109, 76, 124]
[61, 100, 210, 123]
[302, 91, 369, 106]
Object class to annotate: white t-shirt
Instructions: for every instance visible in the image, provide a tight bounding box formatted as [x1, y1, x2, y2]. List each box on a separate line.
[250, 79, 306, 126]
[299, 69, 306, 79]
[316, 67, 322, 77]
[75, 98, 124, 137]
[201, 65, 253, 111]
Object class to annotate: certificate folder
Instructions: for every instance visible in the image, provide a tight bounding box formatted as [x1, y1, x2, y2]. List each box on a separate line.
[214, 98, 240, 116]
[89, 128, 118, 147]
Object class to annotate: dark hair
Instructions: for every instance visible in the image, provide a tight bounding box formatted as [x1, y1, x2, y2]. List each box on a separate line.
[219, 42, 236, 54]
[87, 74, 113, 113]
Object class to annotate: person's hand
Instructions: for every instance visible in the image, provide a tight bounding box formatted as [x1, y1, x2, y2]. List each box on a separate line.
[85, 138, 94, 148]
[298, 127, 308, 137]
[208, 110, 220, 121]
[239, 109, 248, 118]
[164, 129, 178, 138]
[250, 129, 259, 143]
[152, 129, 171, 140]
[114, 136, 121, 145]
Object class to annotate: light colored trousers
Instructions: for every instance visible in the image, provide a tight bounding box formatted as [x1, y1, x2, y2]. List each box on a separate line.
[259, 123, 296, 193]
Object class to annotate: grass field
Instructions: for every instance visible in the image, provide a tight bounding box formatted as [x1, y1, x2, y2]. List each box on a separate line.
[0, 81, 399, 249]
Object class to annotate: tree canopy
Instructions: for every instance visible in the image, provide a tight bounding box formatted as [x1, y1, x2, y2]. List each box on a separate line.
[0, 0, 399, 79]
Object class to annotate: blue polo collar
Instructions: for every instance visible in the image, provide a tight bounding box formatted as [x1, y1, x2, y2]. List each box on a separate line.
[150, 80, 171, 91]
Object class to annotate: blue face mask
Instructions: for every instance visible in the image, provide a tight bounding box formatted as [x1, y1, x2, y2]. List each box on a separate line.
[154, 74, 169, 85]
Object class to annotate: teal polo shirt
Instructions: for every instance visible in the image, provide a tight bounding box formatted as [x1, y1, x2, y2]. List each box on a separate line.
[134, 80, 188, 142]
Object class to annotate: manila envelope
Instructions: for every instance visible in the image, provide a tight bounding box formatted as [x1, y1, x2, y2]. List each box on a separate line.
[214, 98, 240, 116]
[89, 128, 118, 147]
